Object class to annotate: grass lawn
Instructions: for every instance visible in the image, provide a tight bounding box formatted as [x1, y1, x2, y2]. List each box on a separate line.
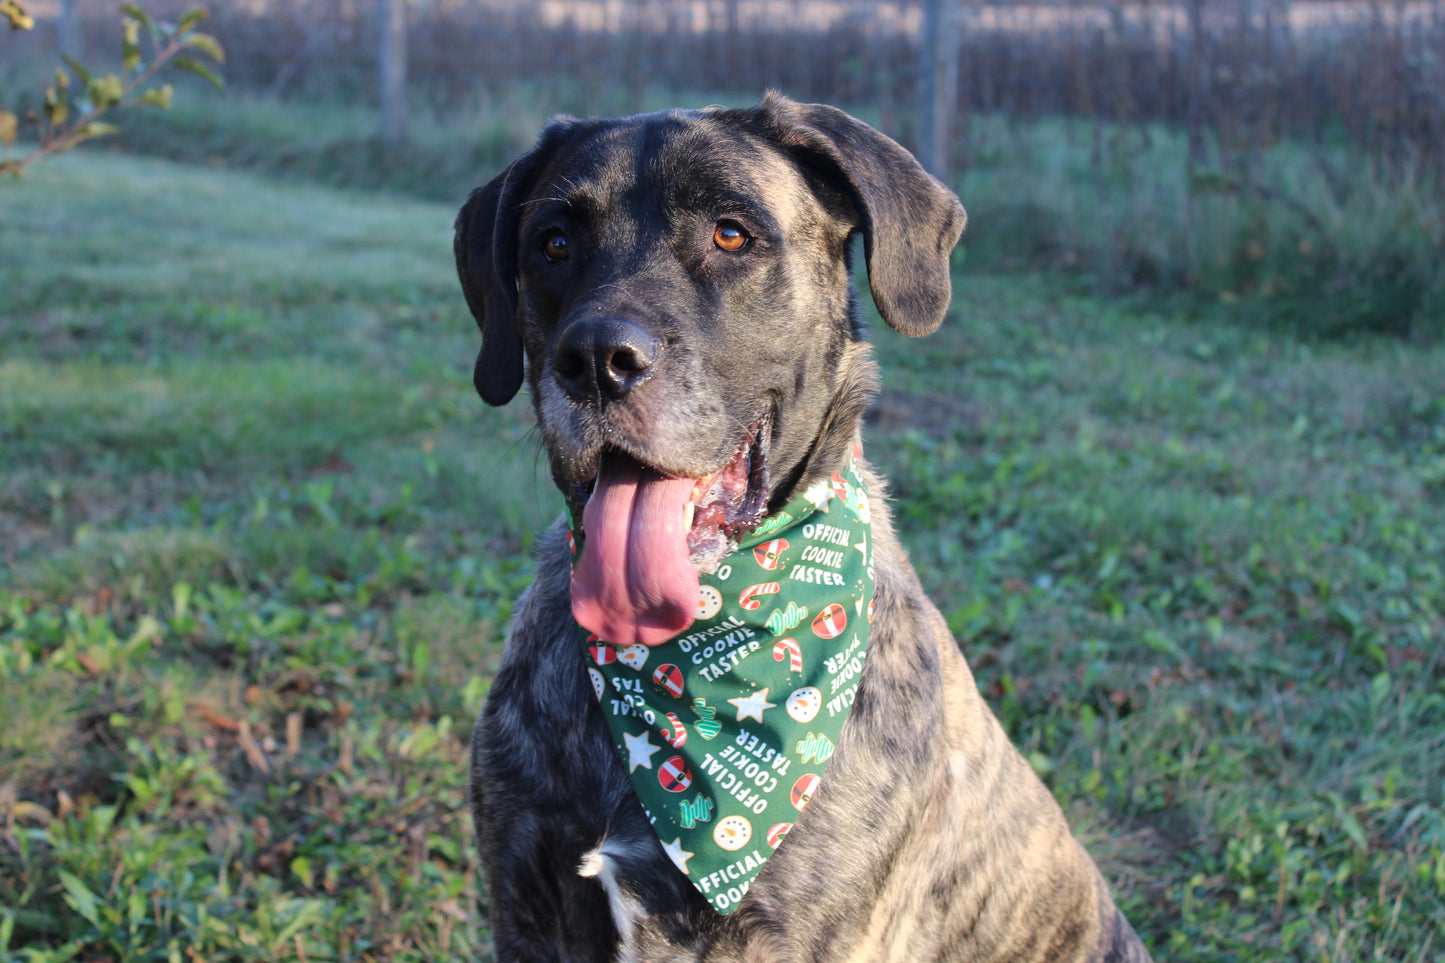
[2, 147, 1443, 961]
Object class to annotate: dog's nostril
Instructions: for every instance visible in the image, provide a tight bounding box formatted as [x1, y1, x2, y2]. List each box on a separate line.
[609, 345, 649, 375]
[554, 317, 660, 401]
[554, 351, 585, 381]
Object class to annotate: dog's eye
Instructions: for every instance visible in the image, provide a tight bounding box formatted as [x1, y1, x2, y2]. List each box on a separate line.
[713, 221, 750, 252]
[543, 230, 570, 262]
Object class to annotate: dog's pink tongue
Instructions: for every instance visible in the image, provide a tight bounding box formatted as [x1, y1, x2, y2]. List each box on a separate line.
[572, 454, 698, 647]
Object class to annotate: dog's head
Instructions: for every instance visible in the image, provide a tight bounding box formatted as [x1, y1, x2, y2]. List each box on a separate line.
[455, 93, 965, 646]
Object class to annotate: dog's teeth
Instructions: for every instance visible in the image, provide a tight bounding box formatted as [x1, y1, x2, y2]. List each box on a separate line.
[691, 475, 714, 503]
[684, 502, 696, 530]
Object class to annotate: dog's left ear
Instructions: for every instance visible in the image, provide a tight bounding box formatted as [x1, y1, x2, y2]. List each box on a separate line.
[757, 93, 967, 337]
[454, 122, 572, 406]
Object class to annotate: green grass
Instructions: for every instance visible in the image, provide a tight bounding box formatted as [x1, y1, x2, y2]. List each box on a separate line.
[2, 144, 1444, 961]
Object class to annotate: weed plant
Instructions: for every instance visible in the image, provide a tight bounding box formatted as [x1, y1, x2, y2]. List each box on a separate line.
[2, 137, 1444, 960]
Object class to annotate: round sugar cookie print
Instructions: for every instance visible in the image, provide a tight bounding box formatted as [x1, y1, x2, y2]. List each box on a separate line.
[713, 815, 752, 851]
[697, 585, 724, 620]
[786, 686, 822, 723]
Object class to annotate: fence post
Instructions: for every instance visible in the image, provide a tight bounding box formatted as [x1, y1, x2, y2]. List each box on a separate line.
[1186, 0, 1206, 173]
[378, 0, 407, 144]
[916, 0, 961, 180]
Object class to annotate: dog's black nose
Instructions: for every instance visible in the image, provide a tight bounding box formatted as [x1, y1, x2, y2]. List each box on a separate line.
[553, 317, 660, 401]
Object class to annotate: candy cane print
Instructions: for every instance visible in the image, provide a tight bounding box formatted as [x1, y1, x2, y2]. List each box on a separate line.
[738, 582, 781, 610]
[772, 637, 802, 673]
[661, 712, 688, 748]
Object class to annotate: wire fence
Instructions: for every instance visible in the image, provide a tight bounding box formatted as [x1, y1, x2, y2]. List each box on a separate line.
[8, 0, 1445, 178]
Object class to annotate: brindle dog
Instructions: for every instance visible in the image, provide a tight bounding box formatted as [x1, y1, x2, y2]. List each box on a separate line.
[456, 93, 1153, 962]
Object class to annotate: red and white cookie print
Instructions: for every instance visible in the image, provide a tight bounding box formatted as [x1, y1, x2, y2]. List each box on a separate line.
[812, 603, 847, 639]
[696, 585, 723, 621]
[659, 756, 692, 793]
[618, 643, 649, 670]
[766, 822, 793, 848]
[738, 582, 780, 610]
[660, 712, 688, 748]
[867, 596, 876, 623]
[652, 663, 684, 699]
[772, 637, 802, 673]
[753, 538, 788, 571]
[588, 635, 617, 665]
[713, 815, 752, 852]
[790, 773, 821, 811]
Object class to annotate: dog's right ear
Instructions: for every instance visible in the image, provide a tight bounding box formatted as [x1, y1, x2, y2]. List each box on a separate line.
[754, 93, 966, 339]
[454, 123, 570, 406]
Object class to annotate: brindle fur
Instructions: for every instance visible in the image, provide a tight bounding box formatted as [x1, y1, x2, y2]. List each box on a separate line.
[457, 93, 1153, 962]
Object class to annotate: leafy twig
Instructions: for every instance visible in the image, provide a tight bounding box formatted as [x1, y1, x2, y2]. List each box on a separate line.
[0, 5, 224, 178]
[1, 0, 33, 31]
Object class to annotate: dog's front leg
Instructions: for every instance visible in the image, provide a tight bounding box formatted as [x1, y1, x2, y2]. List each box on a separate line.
[474, 798, 618, 961]
[468, 542, 629, 962]
[473, 661, 707, 963]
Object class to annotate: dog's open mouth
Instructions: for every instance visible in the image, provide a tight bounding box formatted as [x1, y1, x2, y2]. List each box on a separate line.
[571, 419, 771, 647]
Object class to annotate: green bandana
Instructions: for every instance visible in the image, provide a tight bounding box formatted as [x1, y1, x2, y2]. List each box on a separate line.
[569, 456, 875, 914]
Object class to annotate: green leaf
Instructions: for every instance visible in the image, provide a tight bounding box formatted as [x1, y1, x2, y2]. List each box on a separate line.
[60, 56, 89, 87]
[1, 0, 34, 31]
[123, 18, 142, 72]
[127, 887, 147, 926]
[176, 7, 208, 33]
[74, 122, 121, 142]
[57, 871, 102, 928]
[87, 75, 125, 111]
[1026, 751, 1056, 776]
[271, 900, 325, 950]
[136, 83, 174, 109]
[172, 56, 225, 90]
[119, 4, 153, 29]
[121, 2, 160, 43]
[1339, 809, 1369, 853]
[43, 87, 67, 126]
[182, 32, 225, 63]
[54, 66, 69, 90]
